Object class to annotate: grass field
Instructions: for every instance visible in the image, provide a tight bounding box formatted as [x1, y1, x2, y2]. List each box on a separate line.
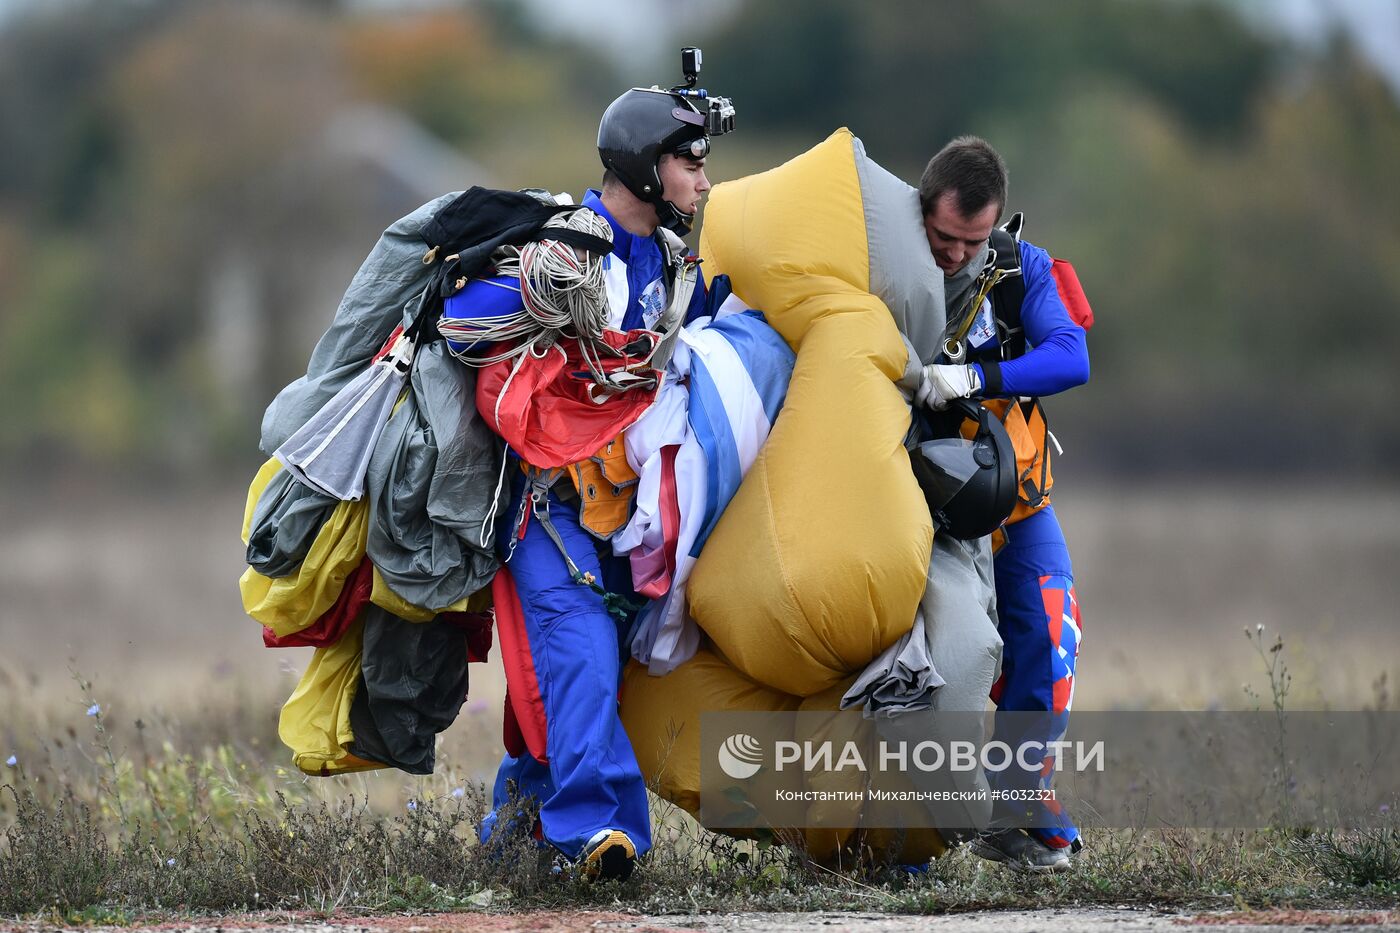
[2, 477, 1398, 918]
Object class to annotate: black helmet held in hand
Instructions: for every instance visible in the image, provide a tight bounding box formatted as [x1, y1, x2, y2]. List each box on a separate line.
[598, 47, 735, 236]
[909, 399, 1017, 540]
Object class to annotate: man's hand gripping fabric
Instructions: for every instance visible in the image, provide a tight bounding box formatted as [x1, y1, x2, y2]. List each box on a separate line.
[916, 363, 982, 410]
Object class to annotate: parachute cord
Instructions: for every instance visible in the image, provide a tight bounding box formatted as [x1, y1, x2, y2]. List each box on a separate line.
[443, 208, 627, 384]
[479, 443, 511, 549]
[492, 348, 534, 435]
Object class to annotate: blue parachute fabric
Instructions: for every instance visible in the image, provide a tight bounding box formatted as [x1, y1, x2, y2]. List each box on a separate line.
[441, 274, 525, 354]
[686, 311, 795, 554]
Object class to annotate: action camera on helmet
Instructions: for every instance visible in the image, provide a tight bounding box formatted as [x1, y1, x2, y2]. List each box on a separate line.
[597, 47, 736, 236]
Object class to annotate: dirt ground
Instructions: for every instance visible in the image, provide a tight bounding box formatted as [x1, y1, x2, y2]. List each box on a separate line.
[4, 907, 1400, 933]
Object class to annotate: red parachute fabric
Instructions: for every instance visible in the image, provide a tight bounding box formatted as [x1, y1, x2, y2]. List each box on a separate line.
[475, 331, 661, 468]
[629, 444, 681, 600]
[262, 557, 373, 648]
[1050, 259, 1094, 331]
[439, 610, 494, 664]
[491, 566, 549, 764]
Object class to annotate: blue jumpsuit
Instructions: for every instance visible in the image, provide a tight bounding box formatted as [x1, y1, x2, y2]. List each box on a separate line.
[474, 190, 707, 860]
[968, 241, 1089, 850]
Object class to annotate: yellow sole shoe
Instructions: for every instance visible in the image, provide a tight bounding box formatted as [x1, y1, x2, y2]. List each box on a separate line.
[581, 829, 636, 882]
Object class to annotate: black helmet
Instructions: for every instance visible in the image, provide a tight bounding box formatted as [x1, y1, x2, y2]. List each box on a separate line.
[909, 399, 1017, 540]
[598, 48, 735, 236]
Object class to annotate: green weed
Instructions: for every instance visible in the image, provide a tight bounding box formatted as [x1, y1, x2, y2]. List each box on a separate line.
[3, 669, 1400, 918]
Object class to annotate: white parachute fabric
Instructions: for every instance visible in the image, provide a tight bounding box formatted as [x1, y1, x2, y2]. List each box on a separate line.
[274, 333, 414, 501]
[618, 310, 795, 674]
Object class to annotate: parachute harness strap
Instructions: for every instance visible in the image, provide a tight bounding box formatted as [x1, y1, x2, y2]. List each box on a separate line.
[510, 466, 642, 622]
[647, 242, 699, 371]
[942, 248, 1015, 364]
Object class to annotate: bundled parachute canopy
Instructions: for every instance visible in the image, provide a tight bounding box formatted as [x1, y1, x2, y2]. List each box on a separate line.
[251, 188, 600, 779]
[690, 129, 935, 696]
[240, 459, 370, 639]
[619, 648, 947, 865]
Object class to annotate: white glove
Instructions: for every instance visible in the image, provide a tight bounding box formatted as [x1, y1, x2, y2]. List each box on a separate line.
[915, 364, 981, 410]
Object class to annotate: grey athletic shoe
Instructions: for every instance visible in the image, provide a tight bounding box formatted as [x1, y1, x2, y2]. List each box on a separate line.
[969, 829, 1080, 872]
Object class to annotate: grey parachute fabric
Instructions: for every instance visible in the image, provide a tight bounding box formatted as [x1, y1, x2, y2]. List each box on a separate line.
[260, 193, 458, 456]
[259, 191, 509, 609]
[245, 468, 337, 578]
[840, 608, 945, 718]
[874, 534, 1003, 832]
[273, 335, 414, 501]
[347, 606, 470, 775]
[365, 339, 507, 611]
[855, 138, 947, 365]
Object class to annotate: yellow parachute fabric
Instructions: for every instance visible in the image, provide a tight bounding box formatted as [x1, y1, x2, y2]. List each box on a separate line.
[620, 648, 801, 818]
[369, 566, 491, 621]
[277, 616, 386, 776]
[619, 647, 946, 865]
[239, 459, 369, 638]
[793, 681, 948, 865]
[691, 128, 934, 696]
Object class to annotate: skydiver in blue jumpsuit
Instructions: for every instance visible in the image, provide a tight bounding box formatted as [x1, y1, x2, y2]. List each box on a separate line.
[914, 136, 1090, 871]
[468, 78, 727, 883]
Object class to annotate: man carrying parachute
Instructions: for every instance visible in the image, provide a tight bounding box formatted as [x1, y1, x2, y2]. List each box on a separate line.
[449, 57, 737, 882]
[241, 48, 754, 883]
[907, 137, 1091, 870]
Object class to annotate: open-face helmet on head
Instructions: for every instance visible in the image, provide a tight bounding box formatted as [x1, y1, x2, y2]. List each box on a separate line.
[598, 47, 735, 235]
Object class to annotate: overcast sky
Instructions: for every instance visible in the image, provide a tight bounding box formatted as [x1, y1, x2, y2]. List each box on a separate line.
[1240, 0, 1400, 93]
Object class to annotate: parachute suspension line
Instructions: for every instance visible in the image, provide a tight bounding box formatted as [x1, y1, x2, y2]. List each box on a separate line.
[519, 209, 616, 382]
[479, 442, 513, 549]
[437, 272, 538, 365]
[441, 208, 618, 380]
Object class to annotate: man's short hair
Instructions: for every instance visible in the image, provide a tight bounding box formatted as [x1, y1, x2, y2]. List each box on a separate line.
[918, 135, 1008, 220]
[602, 166, 621, 189]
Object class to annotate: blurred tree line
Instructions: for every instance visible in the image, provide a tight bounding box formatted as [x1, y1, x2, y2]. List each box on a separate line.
[706, 0, 1400, 475]
[0, 0, 1396, 478]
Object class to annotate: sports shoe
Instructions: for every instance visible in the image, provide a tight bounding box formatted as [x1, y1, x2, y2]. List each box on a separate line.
[580, 829, 636, 882]
[969, 829, 1080, 872]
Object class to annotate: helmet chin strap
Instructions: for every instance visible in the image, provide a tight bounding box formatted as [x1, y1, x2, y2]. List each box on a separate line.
[653, 195, 695, 236]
